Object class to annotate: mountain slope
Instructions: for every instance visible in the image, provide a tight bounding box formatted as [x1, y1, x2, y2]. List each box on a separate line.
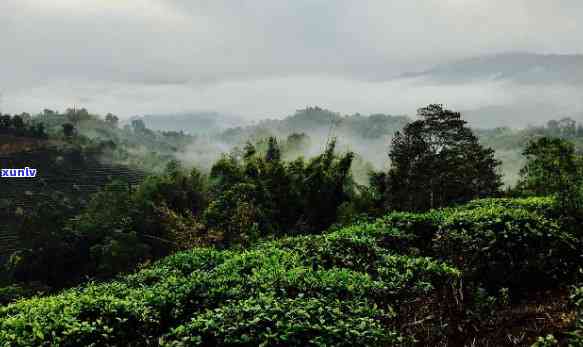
[1, 197, 579, 346]
[402, 52, 583, 85]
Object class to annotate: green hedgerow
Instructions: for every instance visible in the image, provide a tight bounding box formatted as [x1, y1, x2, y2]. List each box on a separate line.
[434, 206, 579, 291]
[161, 295, 406, 347]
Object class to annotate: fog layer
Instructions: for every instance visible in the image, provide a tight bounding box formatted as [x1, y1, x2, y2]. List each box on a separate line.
[2, 1, 583, 126]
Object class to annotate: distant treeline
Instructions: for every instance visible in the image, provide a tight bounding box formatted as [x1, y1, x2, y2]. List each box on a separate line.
[0, 113, 47, 138]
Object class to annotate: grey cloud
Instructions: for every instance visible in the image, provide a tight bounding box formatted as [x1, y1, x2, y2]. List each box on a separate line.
[0, 0, 582, 119]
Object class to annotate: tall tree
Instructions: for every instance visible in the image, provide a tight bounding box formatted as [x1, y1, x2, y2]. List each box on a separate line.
[205, 138, 355, 243]
[11, 115, 24, 130]
[105, 113, 119, 128]
[517, 137, 582, 211]
[62, 123, 75, 138]
[131, 119, 147, 133]
[0, 114, 11, 128]
[265, 137, 281, 162]
[384, 104, 502, 212]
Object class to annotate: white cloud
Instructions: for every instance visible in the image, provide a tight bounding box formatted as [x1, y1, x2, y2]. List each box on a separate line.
[0, 0, 582, 121]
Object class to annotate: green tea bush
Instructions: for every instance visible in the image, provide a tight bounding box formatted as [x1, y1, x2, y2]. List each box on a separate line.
[261, 233, 386, 273]
[122, 248, 229, 287]
[374, 211, 444, 254]
[1, 197, 576, 346]
[0, 284, 46, 306]
[0, 228, 461, 346]
[459, 197, 559, 218]
[433, 206, 579, 291]
[0, 247, 231, 346]
[212, 241, 460, 314]
[531, 334, 559, 347]
[161, 295, 406, 347]
[327, 211, 443, 256]
[0, 282, 158, 346]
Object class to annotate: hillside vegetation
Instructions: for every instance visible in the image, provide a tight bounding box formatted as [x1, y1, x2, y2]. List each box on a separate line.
[1, 104, 583, 346]
[0, 197, 580, 346]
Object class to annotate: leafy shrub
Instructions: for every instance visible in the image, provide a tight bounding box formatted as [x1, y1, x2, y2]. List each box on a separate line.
[374, 211, 443, 254]
[331, 198, 579, 294]
[0, 228, 460, 346]
[122, 247, 229, 287]
[0, 284, 47, 306]
[161, 295, 406, 347]
[0, 247, 231, 346]
[89, 231, 151, 278]
[0, 282, 157, 346]
[460, 197, 558, 215]
[327, 212, 442, 256]
[2, 197, 577, 346]
[532, 334, 559, 347]
[459, 196, 560, 219]
[434, 206, 579, 291]
[261, 233, 386, 274]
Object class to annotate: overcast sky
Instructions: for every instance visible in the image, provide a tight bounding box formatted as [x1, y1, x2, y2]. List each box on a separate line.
[1, 0, 582, 119]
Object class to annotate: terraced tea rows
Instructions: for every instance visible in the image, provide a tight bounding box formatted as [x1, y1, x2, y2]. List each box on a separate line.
[0, 150, 146, 260]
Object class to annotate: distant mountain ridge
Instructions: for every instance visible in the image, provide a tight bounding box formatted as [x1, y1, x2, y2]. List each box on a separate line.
[141, 112, 247, 135]
[401, 52, 583, 85]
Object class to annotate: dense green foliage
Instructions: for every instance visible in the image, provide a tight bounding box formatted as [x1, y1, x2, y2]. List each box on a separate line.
[336, 197, 580, 292]
[28, 108, 197, 172]
[3, 104, 583, 345]
[4, 164, 211, 286]
[477, 117, 583, 186]
[434, 207, 578, 291]
[1, 196, 580, 346]
[206, 138, 355, 240]
[3, 139, 357, 290]
[460, 196, 559, 215]
[377, 104, 502, 212]
[0, 113, 47, 138]
[0, 224, 461, 346]
[517, 137, 583, 212]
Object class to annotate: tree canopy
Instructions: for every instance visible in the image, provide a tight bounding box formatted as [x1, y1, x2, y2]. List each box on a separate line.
[517, 136, 583, 211]
[380, 104, 502, 212]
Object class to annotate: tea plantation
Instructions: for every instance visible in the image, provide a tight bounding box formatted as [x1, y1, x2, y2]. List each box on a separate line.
[0, 197, 581, 346]
[0, 149, 145, 262]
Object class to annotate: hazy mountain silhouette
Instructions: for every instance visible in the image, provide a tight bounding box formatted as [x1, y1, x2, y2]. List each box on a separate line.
[141, 112, 247, 135]
[401, 52, 583, 85]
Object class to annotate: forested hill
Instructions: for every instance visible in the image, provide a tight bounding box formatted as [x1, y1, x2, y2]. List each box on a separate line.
[131, 107, 411, 182]
[218, 107, 409, 144]
[0, 109, 190, 262]
[211, 107, 409, 175]
[213, 107, 583, 186]
[0, 147, 146, 214]
[63, 106, 583, 187]
[136, 108, 410, 144]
